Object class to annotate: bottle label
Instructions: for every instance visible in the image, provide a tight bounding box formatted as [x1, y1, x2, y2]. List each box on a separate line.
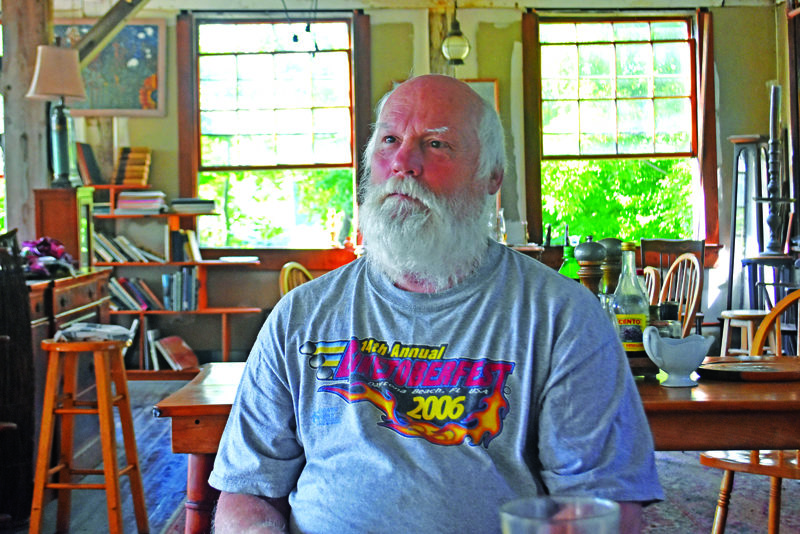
[616, 314, 647, 352]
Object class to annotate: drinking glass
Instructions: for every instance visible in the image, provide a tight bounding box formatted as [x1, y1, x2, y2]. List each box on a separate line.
[500, 496, 620, 534]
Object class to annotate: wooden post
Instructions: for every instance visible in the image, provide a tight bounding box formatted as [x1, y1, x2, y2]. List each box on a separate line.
[1, 0, 52, 241]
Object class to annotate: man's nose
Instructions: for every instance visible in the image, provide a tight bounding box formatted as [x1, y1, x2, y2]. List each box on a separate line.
[391, 141, 422, 177]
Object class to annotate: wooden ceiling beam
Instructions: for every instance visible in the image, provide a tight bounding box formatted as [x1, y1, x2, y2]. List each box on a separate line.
[75, 0, 150, 67]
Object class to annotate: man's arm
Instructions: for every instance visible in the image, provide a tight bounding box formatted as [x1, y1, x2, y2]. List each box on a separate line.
[619, 501, 643, 534]
[214, 492, 290, 534]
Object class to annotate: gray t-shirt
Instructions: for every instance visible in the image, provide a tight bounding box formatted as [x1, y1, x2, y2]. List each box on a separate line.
[209, 241, 663, 534]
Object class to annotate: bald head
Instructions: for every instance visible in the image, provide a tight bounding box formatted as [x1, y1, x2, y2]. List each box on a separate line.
[363, 74, 505, 189]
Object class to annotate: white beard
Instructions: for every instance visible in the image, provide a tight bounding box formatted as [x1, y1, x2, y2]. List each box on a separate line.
[359, 175, 492, 292]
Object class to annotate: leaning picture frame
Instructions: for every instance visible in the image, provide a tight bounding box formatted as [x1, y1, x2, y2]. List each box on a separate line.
[54, 18, 167, 117]
[461, 79, 499, 111]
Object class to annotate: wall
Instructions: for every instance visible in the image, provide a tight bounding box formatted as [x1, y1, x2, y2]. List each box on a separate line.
[61, 4, 787, 353]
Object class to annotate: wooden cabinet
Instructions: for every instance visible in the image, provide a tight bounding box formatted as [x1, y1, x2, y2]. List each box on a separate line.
[33, 187, 94, 271]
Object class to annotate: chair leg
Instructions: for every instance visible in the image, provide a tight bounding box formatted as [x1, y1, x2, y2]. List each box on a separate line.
[720, 320, 733, 357]
[94, 349, 124, 534]
[110, 347, 149, 533]
[56, 351, 79, 532]
[29, 351, 65, 534]
[711, 469, 734, 534]
[768, 476, 782, 534]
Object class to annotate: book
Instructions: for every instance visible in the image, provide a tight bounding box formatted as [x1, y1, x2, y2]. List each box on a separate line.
[75, 142, 105, 185]
[146, 329, 161, 371]
[114, 235, 148, 263]
[154, 335, 200, 371]
[108, 277, 142, 310]
[117, 276, 151, 310]
[95, 232, 128, 263]
[132, 278, 165, 310]
[113, 235, 143, 262]
[121, 318, 140, 361]
[161, 273, 173, 311]
[185, 229, 203, 261]
[92, 235, 115, 263]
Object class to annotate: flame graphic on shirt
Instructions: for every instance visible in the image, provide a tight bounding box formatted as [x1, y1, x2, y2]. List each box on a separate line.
[321, 381, 509, 447]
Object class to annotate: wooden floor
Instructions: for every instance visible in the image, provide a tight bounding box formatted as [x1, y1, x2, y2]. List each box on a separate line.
[2, 380, 188, 534]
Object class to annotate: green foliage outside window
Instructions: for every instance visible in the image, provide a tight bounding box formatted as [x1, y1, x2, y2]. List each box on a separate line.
[542, 158, 694, 244]
[197, 168, 354, 248]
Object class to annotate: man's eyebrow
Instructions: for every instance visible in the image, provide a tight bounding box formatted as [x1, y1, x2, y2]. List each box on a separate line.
[427, 127, 449, 134]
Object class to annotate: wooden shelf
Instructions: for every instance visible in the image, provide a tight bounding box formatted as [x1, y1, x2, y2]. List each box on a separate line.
[94, 212, 217, 220]
[95, 260, 260, 268]
[111, 307, 262, 315]
[126, 368, 201, 381]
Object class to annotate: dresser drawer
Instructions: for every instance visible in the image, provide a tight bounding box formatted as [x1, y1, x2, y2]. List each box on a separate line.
[28, 286, 47, 323]
[53, 274, 109, 320]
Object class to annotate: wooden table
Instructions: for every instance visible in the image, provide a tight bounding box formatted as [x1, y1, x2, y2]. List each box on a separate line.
[154, 361, 800, 534]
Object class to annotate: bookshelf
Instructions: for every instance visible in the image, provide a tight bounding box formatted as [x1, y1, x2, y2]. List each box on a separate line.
[92, 184, 262, 379]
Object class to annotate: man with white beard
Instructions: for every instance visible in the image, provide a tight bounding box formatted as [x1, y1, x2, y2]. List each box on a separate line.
[210, 74, 663, 534]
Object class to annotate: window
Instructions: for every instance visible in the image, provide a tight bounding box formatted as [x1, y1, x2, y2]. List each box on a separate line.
[194, 18, 356, 249]
[523, 13, 716, 247]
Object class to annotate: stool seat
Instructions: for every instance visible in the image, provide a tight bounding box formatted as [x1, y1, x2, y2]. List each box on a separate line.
[30, 339, 148, 534]
[720, 309, 779, 356]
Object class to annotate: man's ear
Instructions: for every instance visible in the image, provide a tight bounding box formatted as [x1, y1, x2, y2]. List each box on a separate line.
[487, 169, 503, 196]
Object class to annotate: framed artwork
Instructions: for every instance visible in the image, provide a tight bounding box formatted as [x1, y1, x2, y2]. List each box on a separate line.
[55, 19, 166, 117]
[461, 79, 499, 111]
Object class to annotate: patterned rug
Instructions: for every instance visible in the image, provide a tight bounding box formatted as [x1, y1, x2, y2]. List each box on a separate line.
[644, 450, 800, 533]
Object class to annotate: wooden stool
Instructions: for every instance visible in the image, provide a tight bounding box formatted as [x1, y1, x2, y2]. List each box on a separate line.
[30, 340, 148, 534]
[720, 309, 779, 356]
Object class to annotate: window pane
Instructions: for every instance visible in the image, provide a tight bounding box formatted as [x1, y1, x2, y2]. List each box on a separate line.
[576, 23, 613, 43]
[541, 45, 578, 100]
[618, 100, 655, 153]
[580, 100, 616, 154]
[654, 42, 691, 96]
[613, 22, 650, 42]
[655, 98, 692, 152]
[540, 23, 576, 44]
[312, 52, 351, 106]
[651, 21, 689, 40]
[199, 23, 276, 54]
[579, 45, 614, 99]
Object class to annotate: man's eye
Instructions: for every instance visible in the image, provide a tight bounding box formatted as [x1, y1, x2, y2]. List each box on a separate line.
[382, 135, 397, 144]
[430, 140, 444, 148]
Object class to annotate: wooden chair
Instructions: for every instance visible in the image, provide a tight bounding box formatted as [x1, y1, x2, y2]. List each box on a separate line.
[279, 261, 313, 297]
[640, 238, 705, 280]
[700, 288, 800, 534]
[658, 252, 703, 338]
[643, 266, 661, 306]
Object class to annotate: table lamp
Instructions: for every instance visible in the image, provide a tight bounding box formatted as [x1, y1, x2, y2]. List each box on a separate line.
[26, 44, 87, 188]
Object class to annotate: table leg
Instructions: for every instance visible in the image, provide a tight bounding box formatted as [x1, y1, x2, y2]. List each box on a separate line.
[184, 453, 220, 534]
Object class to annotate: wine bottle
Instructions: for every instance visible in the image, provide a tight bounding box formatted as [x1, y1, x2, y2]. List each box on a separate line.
[612, 242, 649, 362]
[558, 245, 580, 281]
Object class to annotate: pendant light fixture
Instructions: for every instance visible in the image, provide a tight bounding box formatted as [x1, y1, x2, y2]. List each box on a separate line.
[441, 1, 470, 65]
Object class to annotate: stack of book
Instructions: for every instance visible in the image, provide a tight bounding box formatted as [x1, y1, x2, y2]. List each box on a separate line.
[94, 231, 166, 264]
[115, 190, 167, 215]
[108, 276, 165, 311]
[162, 266, 199, 311]
[114, 146, 152, 185]
[169, 229, 203, 262]
[170, 198, 216, 214]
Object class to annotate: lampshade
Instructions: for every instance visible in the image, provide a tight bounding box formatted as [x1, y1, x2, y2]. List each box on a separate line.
[26, 45, 86, 103]
[441, 8, 471, 65]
